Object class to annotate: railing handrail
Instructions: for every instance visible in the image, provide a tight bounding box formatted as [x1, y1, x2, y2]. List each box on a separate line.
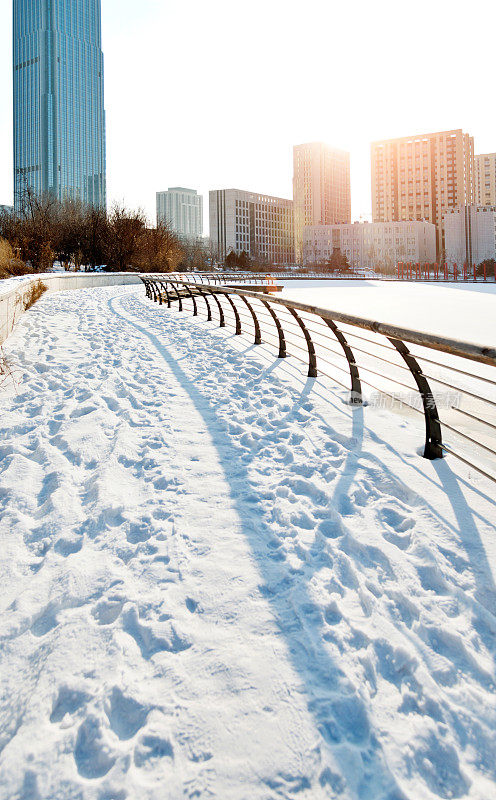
[146, 277, 496, 367]
[141, 275, 496, 481]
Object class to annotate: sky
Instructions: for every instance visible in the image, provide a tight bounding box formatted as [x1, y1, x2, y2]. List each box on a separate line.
[0, 0, 495, 233]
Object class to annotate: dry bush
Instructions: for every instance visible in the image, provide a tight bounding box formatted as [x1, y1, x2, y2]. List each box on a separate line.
[0, 347, 16, 389]
[21, 278, 48, 311]
[0, 237, 12, 274]
[0, 236, 31, 279]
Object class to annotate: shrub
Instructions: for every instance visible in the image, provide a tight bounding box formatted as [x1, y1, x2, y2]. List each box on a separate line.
[0, 237, 30, 279]
[20, 278, 48, 311]
[0, 347, 15, 389]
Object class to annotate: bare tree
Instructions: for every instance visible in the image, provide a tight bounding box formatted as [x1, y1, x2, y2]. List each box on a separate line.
[136, 221, 184, 273]
[15, 186, 60, 271]
[105, 204, 147, 271]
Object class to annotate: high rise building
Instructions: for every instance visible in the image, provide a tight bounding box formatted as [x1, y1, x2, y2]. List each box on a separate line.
[13, 0, 106, 209]
[209, 189, 294, 266]
[475, 153, 496, 206]
[303, 221, 436, 269]
[371, 129, 475, 256]
[293, 142, 351, 262]
[156, 188, 203, 239]
[444, 205, 496, 267]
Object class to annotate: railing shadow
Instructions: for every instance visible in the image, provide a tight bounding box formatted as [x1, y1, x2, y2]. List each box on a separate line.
[110, 292, 407, 797]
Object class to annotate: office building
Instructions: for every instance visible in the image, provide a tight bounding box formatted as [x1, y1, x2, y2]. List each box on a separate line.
[13, 0, 106, 209]
[303, 221, 436, 269]
[156, 188, 203, 239]
[371, 129, 475, 256]
[209, 189, 294, 265]
[444, 206, 496, 267]
[475, 153, 496, 206]
[293, 142, 351, 262]
[0, 205, 14, 215]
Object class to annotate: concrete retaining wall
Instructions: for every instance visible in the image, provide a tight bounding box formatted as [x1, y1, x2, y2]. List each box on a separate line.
[0, 272, 141, 344]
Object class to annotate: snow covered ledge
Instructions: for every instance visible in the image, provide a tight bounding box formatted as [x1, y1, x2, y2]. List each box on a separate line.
[0, 272, 141, 344]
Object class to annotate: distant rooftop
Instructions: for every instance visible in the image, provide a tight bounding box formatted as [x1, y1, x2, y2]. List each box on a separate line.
[164, 187, 199, 194]
[371, 128, 468, 146]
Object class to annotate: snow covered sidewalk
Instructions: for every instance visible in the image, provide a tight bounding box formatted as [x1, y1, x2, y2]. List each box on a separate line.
[0, 285, 495, 800]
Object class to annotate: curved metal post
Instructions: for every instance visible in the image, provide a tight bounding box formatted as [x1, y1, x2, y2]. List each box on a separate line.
[141, 278, 151, 299]
[197, 288, 212, 321]
[388, 338, 443, 459]
[288, 308, 317, 378]
[156, 280, 168, 305]
[161, 280, 171, 308]
[262, 300, 286, 358]
[225, 292, 241, 335]
[150, 279, 159, 303]
[182, 283, 198, 316]
[323, 318, 362, 404]
[208, 288, 225, 327]
[241, 296, 262, 345]
[171, 281, 183, 311]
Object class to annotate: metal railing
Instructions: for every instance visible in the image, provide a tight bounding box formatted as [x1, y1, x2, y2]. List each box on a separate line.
[140, 276, 496, 484]
[166, 269, 496, 284]
[166, 272, 337, 284]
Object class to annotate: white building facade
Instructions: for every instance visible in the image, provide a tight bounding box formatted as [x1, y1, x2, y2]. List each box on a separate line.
[209, 189, 294, 265]
[444, 205, 496, 267]
[156, 188, 203, 239]
[303, 221, 436, 268]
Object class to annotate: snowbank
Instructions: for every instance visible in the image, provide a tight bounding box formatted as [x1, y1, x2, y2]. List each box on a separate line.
[0, 285, 495, 799]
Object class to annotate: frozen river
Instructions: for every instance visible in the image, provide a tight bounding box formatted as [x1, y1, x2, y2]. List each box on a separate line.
[279, 279, 496, 347]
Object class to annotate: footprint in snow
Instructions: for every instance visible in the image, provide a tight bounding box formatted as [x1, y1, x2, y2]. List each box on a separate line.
[106, 687, 149, 740]
[383, 529, 412, 551]
[413, 734, 470, 798]
[74, 715, 116, 779]
[54, 536, 83, 556]
[185, 598, 199, 613]
[92, 598, 124, 626]
[50, 686, 89, 723]
[134, 734, 174, 769]
[69, 405, 99, 418]
[126, 521, 153, 544]
[324, 603, 342, 625]
[380, 506, 415, 532]
[121, 607, 191, 659]
[317, 517, 345, 539]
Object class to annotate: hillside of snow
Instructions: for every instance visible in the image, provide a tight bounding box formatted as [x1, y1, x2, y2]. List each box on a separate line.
[0, 284, 495, 800]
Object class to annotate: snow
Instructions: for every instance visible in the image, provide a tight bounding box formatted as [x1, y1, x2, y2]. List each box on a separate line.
[280, 280, 496, 348]
[0, 284, 495, 800]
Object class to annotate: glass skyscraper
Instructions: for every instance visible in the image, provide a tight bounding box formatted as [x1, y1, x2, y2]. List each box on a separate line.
[13, 0, 106, 209]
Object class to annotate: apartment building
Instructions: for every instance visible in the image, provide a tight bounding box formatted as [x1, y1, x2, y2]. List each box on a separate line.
[371, 129, 475, 256]
[444, 205, 496, 267]
[293, 142, 351, 262]
[156, 188, 203, 239]
[209, 189, 294, 265]
[475, 153, 496, 206]
[303, 221, 436, 269]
